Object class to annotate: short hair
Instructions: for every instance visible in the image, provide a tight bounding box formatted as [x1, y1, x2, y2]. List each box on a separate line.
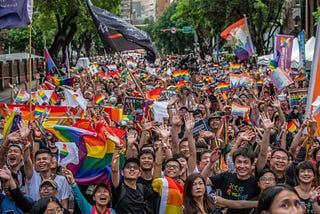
[258, 185, 298, 213]
[140, 144, 155, 153]
[35, 149, 52, 159]
[173, 153, 187, 161]
[138, 149, 155, 160]
[313, 147, 320, 160]
[165, 158, 182, 170]
[256, 169, 276, 182]
[296, 160, 316, 176]
[271, 148, 290, 159]
[232, 148, 255, 164]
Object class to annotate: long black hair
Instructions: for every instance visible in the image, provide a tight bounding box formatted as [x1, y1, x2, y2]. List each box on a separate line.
[31, 196, 63, 214]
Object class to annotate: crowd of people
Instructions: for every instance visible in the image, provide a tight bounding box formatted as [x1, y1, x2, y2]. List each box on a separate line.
[0, 52, 319, 214]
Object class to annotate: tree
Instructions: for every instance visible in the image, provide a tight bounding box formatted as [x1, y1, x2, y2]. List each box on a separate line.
[148, 2, 194, 54]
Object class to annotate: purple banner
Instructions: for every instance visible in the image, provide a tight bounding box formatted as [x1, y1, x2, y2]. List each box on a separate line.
[0, 0, 33, 29]
[274, 34, 294, 70]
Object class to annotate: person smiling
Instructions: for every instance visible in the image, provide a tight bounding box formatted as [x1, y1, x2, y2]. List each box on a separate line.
[294, 161, 320, 214]
[62, 168, 116, 214]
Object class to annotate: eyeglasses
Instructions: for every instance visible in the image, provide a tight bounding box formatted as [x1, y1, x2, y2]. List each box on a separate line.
[260, 177, 275, 182]
[165, 164, 180, 170]
[46, 207, 64, 214]
[272, 156, 288, 161]
[40, 186, 54, 191]
[125, 165, 139, 170]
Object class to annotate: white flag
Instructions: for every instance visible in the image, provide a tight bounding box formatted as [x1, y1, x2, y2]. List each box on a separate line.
[55, 142, 79, 167]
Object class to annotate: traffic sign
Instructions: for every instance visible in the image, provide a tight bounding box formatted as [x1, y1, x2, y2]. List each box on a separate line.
[170, 27, 177, 34]
[182, 26, 193, 33]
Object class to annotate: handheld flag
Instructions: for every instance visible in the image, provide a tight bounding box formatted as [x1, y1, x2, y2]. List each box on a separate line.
[87, 0, 158, 62]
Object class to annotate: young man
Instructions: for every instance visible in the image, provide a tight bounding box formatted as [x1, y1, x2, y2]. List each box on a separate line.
[23, 149, 71, 209]
[110, 129, 153, 214]
[202, 148, 259, 214]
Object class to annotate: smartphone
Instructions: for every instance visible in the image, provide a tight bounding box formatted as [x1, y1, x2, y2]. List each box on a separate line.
[269, 83, 275, 96]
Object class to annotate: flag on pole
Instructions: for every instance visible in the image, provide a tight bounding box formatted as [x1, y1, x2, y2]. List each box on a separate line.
[0, 0, 33, 29]
[86, 0, 158, 62]
[306, 17, 320, 136]
[220, 18, 255, 60]
[274, 35, 294, 70]
[44, 48, 56, 77]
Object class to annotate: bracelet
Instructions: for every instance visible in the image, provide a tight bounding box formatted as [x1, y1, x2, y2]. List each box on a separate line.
[22, 142, 31, 153]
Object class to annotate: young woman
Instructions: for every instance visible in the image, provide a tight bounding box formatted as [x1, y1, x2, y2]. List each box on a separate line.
[294, 161, 320, 214]
[183, 173, 257, 214]
[258, 184, 304, 214]
[31, 196, 64, 214]
[62, 168, 116, 214]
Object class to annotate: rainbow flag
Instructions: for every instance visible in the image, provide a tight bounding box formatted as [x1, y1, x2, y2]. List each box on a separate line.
[103, 107, 128, 123]
[270, 67, 293, 90]
[50, 91, 59, 105]
[217, 82, 230, 92]
[172, 70, 190, 81]
[146, 88, 164, 100]
[287, 121, 297, 133]
[256, 80, 263, 87]
[127, 60, 137, 69]
[14, 90, 28, 103]
[220, 18, 255, 60]
[152, 176, 183, 214]
[95, 95, 104, 105]
[43, 81, 55, 90]
[48, 76, 74, 87]
[294, 73, 307, 82]
[176, 81, 187, 90]
[200, 76, 212, 84]
[38, 88, 49, 103]
[231, 102, 250, 117]
[230, 63, 241, 72]
[280, 37, 291, 47]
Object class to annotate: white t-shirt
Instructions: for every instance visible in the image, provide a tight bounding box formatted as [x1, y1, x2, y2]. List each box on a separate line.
[26, 170, 71, 202]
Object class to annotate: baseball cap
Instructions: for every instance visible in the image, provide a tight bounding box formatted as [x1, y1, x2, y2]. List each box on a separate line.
[122, 157, 140, 170]
[209, 111, 225, 119]
[40, 179, 58, 189]
[92, 183, 110, 195]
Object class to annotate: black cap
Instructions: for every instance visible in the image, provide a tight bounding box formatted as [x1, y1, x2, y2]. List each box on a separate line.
[122, 157, 140, 170]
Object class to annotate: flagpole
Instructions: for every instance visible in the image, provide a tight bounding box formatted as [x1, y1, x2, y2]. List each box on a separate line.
[29, 24, 33, 122]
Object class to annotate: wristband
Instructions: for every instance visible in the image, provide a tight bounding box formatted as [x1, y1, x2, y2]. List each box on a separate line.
[22, 142, 31, 153]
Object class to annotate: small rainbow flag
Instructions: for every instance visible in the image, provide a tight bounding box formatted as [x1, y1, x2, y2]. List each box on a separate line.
[230, 63, 241, 72]
[95, 95, 104, 105]
[31, 92, 40, 105]
[176, 81, 188, 90]
[50, 91, 59, 105]
[49, 76, 74, 87]
[172, 70, 190, 81]
[200, 76, 212, 84]
[217, 82, 230, 92]
[14, 91, 28, 103]
[146, 88, 164, 100]
[59, 143, 69, 158]
[256, 80, 263, 87]
[127, 60, 137, 69]
[287, 121, 297, 133]
[38, 88, 49, 103]
[231, 102, 250, 117]
[280, 37, 290, 47]
[294, 73, 307, 82]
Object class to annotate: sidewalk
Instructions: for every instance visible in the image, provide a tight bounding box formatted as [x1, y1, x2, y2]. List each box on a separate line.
[0, 80, 37, 103]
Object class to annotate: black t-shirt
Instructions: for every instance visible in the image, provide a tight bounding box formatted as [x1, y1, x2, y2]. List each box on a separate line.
[111, 182, 153, 214]
[209, 172, 259, 214]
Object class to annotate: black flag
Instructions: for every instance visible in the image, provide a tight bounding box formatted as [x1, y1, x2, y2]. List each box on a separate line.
[87, 0, 158, 63]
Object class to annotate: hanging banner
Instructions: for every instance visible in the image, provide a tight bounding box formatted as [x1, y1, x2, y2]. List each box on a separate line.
[297, 31, 306, 72]
[274, 34, 294, 70]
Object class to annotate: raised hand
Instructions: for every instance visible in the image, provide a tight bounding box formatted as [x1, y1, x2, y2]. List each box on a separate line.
[104, 127, 120, 146]
[167, 95, 178, 106]
[171, 111, 182, 126]
[0, 165, 12, 181]
[153, 123, 170, 139]
[184, 112, 195, 131]
[239, 130, 255, 142]
[204, 97, 211, 109]
[62, 168, 75, 185]
[209, 147, 221, 164]
[270, 96, 281, 108]
[18, 121, 31, 140]
[260, 112, 274, 131]
[127, 129, 137, 144]
[6, 130, 22, 142]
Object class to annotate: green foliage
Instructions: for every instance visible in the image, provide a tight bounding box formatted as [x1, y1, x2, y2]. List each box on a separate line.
[148, 2, 194, 54]
[313, 7, 320, 26]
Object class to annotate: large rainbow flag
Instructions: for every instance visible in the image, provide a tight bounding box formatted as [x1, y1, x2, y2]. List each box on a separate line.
[220, 18, 255, 60]
[44, 120, 126, 186]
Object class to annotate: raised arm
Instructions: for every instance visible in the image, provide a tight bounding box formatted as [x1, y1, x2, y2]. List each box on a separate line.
[184, 113, 197, 172]
[256, 112, 274, 171]
[201, 147, 220, 185]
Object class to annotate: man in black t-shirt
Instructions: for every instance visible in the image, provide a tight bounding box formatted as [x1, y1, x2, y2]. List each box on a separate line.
[111, 155, 153, 214]
[202, 148, 259, 214]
